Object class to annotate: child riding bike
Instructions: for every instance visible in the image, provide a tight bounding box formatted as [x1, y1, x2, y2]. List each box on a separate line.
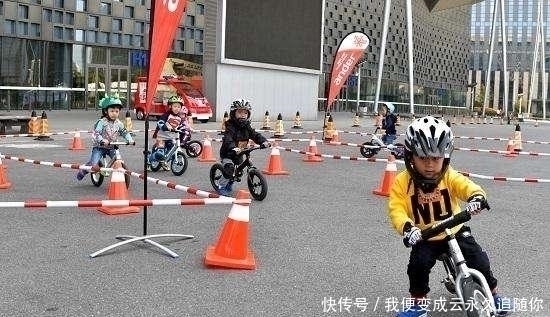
[379, 102, 397, 145]
[387, 116, 513, 317]
[148, 95, 191, 171]
[76, 95, 135, 181]
[217, 98, 270, 196]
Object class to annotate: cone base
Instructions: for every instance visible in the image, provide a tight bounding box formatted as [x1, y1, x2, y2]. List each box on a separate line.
[35, 136, 54, 141]
[97, 206, 140, 215]
[303, 157, 323, 162]
[273, 133, 285, 138]
[0, 182, 12, 189]
[292, 126, 302, 129]
[198, 158, 217, 162]
[262, 169, 289, 175]
[69, 144, 85, 150]
[373, 189, 390, 197]
[204, 245, 256, 270]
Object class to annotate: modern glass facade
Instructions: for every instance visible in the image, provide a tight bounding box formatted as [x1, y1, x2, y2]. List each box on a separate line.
[322, 0, 473, 110]
[469, 0, 549, 114]
[0, 0, 205, 110]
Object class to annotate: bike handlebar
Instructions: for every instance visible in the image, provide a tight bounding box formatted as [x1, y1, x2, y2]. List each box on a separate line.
[110, 141, 133, 145]
[235, 145, 268, 157]
[421, 210, 472, 240]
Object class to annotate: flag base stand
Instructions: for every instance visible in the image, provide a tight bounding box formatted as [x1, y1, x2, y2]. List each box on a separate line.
[89, 233, 194, 258]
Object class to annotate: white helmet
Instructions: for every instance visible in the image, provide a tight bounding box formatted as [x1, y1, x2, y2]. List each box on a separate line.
[404, 116, 454, 192]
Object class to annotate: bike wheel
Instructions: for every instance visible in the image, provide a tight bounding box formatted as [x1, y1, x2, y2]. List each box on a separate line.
[171, 153, 188, 176]
[185, 140, 203, 158]
[461, 278, 492, 317]
[150, 160, 162, 172]
[209, 163, 224, 190]
[247, 168, 268, 201]
[359, 141, 379, 158]
[90, 158, 105, 187]
[121, 163, 131, 189]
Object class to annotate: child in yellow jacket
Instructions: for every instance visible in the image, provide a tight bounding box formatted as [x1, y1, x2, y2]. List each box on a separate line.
[388, 116, 513, 317]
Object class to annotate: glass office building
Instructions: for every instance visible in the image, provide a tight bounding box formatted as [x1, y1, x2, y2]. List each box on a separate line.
[469, 0, 549, 114]
[0, 0, 205, 110]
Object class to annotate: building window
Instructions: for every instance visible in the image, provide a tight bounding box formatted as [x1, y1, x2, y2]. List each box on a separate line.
[195, 29, 203, 41]
[42, 9, 52, 22]
[133, 35, 144, 47]
[30, 23, 40, 36]
[75, 29, 84, 41]
[124, 6, 134, 18]
[99, 2, 111, 15]
[0, 1, 3, 16]
[111, 33, 121, 45]
[178, 40, 185, 51]
[76, 0, 86, 12]
[196, 4, 204, 15]
[54, 26, 63, 39]
[54, 0, 64, 8]
[53, 10, 63, 23]
[112, 19, 122, 32]
[65, 12, 74, 25]
[3, 20, 15, 34]
[18, 4, 29, 19]
[122, 34, 132, 46]
[186, 15, 195, 27]
[64, 28, 73, 40]
[195, 42, 203, 54]
[186, 28, 193, 39]
[134, 21, 144, 33]
[86, 30, 97, 43]
[17, 21, 29, 35]
[88, 16, 98, 29]
[98, 31, 109, 44]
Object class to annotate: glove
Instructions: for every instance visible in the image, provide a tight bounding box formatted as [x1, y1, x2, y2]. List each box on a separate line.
[403, 226, 422, 247]
[261, 141, 271, 148]
[231, 147, 241, 155]
[466, 195, 489, 215]
[127, 141, 136, 146]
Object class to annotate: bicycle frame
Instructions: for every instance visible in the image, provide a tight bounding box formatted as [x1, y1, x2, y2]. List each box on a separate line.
[230, 147, 258, 181]
[422, 211, 497, 316]
[161, 134, 184, 162]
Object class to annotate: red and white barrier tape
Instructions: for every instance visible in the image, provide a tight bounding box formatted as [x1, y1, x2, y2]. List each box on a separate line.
[275, 146, 390, 163]
[0, 154, 227, 199]
[0, 197, 250, 208]
[454, 147, 550, 157]
[457, 171, 550, 183]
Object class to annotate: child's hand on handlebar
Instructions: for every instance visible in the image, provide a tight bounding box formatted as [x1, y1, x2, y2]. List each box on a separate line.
[260, 141, 271, 148]
[126, 141, 136, 146]
[403, 226, 422, 247]
[466, 195, 489, 215]
[231, 147, 241, 155]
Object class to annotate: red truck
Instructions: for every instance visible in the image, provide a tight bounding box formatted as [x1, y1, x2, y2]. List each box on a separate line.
[133, 76, 213, 123]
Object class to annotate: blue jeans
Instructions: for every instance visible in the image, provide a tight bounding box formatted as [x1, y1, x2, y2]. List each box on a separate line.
[382, 134, 396, 145]
[81, 147, 115, 176]
[149, 140, 174, 163]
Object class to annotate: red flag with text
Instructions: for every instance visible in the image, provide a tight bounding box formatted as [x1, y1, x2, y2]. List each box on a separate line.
[326, 32, 369, 111]
[145, 0, 188, 114]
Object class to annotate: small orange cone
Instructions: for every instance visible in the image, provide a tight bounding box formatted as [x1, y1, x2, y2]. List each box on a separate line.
[204, 190, 256, 269]
[68, 131, 85, 150]
[302, 136, 323, 162]
[97, 160, 140, 215]
[262, 146, 289, 175]
[0, 156, 12, 189]
[373, 155, 398, 197]
[197, 136, 217, 162]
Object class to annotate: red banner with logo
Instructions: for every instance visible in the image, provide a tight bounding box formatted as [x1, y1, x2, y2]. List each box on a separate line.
[326, 32, 370, 111]
[145, 0, 188, 114]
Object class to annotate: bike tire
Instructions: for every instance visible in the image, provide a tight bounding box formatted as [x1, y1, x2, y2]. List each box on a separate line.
[121, 163, 131, 189]
[461, 278, 492, 317]
[90, 158, 106, 187]
[171, 153, 188, 176]
[185, 140, 203, 158]
[441, 256, 457, 294]
[359, 141, 379, 158]
[209, 163, 224, 190]
[247, 168, 268, 201]
[150, 160, 162, 172]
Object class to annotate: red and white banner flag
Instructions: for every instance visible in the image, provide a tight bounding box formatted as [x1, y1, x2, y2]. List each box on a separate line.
[145, 0, 188, 114]
[326, 32, 369, 111]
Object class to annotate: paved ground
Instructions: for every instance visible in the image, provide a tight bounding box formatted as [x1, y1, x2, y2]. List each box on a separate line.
[0, 110, 548, 316]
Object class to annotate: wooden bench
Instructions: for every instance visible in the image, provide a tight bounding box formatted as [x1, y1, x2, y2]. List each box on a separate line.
[0, 115, 31, 135]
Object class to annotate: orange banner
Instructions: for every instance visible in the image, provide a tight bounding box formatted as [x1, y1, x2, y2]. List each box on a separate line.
[145, 0, 188, 114]
[326, 32, 370, 111]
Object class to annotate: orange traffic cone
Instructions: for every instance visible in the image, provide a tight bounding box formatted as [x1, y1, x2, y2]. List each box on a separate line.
[302, 136, 323, 162]
[68, 131, 85, 150]
[0, 155, 12, 189]
[373, 155, 398, 197]
[97, 160, 140, 215]
[197, 136, 217, 162]
[262, 146, 289, 175]
[503, 139, 517, 158]
[204, 190, 255, 269]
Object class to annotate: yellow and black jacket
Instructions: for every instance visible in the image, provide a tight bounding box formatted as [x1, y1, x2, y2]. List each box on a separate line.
[388, 166, 485, 241]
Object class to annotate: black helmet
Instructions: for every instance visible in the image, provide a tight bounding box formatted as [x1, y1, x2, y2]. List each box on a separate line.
[404, 116, 454, 192]
[229, 98, 252, 127]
